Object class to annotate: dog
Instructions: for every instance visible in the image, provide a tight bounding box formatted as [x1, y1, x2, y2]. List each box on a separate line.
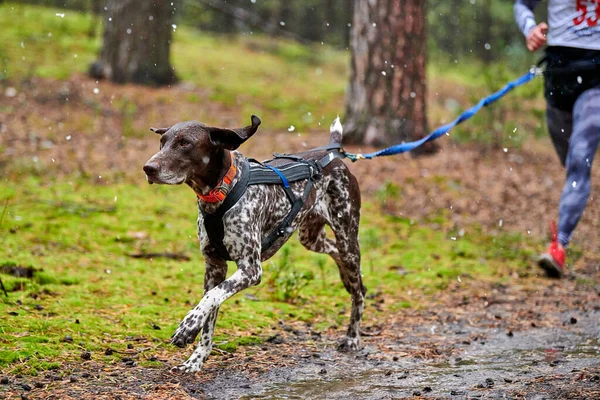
[143, 115, 365, 372]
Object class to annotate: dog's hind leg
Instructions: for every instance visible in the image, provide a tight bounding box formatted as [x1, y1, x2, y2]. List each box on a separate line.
[298, 214, 341, 264]
[326, 171, 365, 352]
[330, 224, 365, 351]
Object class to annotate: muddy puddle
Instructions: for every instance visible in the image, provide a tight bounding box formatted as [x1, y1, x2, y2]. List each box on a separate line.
[201, 311, 600, 399]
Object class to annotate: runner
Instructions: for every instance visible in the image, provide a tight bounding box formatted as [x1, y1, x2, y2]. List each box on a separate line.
[514, 0, 600, 277]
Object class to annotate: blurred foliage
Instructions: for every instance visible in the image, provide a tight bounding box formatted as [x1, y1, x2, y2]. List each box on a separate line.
[12, 0, 547, 66]
[0, 2, 547, 143]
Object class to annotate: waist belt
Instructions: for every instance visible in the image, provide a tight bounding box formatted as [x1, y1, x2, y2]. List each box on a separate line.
[201, 145, 344, 261]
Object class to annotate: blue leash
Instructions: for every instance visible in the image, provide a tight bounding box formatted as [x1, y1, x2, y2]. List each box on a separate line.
[344, 68, 541, 162]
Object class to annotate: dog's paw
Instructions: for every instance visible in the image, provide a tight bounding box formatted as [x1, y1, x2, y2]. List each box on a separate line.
[337, 336, 360, 352]
[171, 360, 203, 374]
[171, 313, 204, 348]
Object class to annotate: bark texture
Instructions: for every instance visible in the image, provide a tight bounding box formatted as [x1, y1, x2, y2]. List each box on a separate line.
[344, 0, 432, 151]
[94, 0, 177, 85]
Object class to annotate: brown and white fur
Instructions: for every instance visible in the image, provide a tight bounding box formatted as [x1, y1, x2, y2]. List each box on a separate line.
[143, 116, 365, 373]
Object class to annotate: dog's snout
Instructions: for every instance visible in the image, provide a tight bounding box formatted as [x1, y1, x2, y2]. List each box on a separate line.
[143, 162, 159, 176]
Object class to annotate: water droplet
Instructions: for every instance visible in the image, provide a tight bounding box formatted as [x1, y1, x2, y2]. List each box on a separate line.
[503, 148, 508, 153]
[410, 92, 416, 98]
[498, 219, 503, 227]
[577, 76, 583, 84]
[484, 43, 491, 50]
[105, 269, 111, 274]
[56, 13, 65, 18]
[66, 135, 72, 141]
[126, 28, 132, 34]
[5, 87, 17, 97]
[93, 88, 99, 94]
[114, 196, 118, 202]
[288, 125, 295, 132]
[279, 21, 285, 26]
[381, 71, 386, 76]
[572, 181, 577, 188]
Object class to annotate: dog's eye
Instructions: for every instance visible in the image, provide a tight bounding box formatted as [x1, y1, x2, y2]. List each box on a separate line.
[179, 139, 191, 148]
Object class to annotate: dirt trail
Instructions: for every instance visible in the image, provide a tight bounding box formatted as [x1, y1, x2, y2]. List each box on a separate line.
[2, 272, 599, 399]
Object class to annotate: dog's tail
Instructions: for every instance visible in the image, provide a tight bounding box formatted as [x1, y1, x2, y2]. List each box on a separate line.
[329, 116, 343, 145]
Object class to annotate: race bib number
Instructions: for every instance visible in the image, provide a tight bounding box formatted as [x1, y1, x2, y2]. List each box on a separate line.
[573, 0, 600, 27]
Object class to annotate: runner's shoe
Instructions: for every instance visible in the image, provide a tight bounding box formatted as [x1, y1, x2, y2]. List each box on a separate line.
[537, 221, 565, 278]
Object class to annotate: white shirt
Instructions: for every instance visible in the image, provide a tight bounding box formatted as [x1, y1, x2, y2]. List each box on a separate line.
[515, 0, 600, 50]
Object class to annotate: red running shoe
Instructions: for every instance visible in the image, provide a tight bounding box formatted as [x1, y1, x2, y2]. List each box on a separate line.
[537, 221, 565, 278]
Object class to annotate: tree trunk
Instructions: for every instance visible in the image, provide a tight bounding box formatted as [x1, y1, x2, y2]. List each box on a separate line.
[344, 0, 433, 152]
[94, 0, 177, 85]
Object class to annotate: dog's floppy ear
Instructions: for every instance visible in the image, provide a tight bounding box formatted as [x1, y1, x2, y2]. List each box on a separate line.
[208, 115, 261, 150]
[150, 127, 170, 135]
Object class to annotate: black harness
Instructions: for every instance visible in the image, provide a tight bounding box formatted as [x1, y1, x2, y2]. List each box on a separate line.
[200, 144, 345, 261]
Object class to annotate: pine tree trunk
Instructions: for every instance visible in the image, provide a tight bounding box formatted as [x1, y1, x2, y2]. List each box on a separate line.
[95, 0, 177, 85]
[344, 0, 433, 152]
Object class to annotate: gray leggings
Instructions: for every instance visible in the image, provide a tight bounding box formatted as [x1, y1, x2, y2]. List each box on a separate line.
[546, 88, 600, 246]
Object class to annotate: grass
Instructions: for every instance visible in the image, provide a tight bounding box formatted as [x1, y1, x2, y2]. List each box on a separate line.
[0, 177, 539, 375]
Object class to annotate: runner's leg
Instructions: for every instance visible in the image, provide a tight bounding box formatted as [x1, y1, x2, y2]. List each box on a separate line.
[557, 88, 600, 246]
[546, 104, 573, 166]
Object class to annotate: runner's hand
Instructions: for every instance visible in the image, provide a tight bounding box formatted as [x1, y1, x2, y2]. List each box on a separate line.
[526, 22, 548, 52]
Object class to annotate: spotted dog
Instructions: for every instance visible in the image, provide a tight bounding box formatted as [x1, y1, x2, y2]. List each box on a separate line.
[143, 115, 365, 373]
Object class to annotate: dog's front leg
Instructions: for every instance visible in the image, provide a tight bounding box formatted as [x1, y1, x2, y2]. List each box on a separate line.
[173, 251, 262, 373]
[171, 256, 227, 372]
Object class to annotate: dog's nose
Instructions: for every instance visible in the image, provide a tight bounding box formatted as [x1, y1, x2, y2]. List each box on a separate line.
[143, 163, 158, 176]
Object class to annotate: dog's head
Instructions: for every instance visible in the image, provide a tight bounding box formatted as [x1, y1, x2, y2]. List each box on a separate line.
[143, 115, 261, 189]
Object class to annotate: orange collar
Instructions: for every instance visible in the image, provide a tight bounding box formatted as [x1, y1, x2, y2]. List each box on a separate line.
[197, 154, 237, 203]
